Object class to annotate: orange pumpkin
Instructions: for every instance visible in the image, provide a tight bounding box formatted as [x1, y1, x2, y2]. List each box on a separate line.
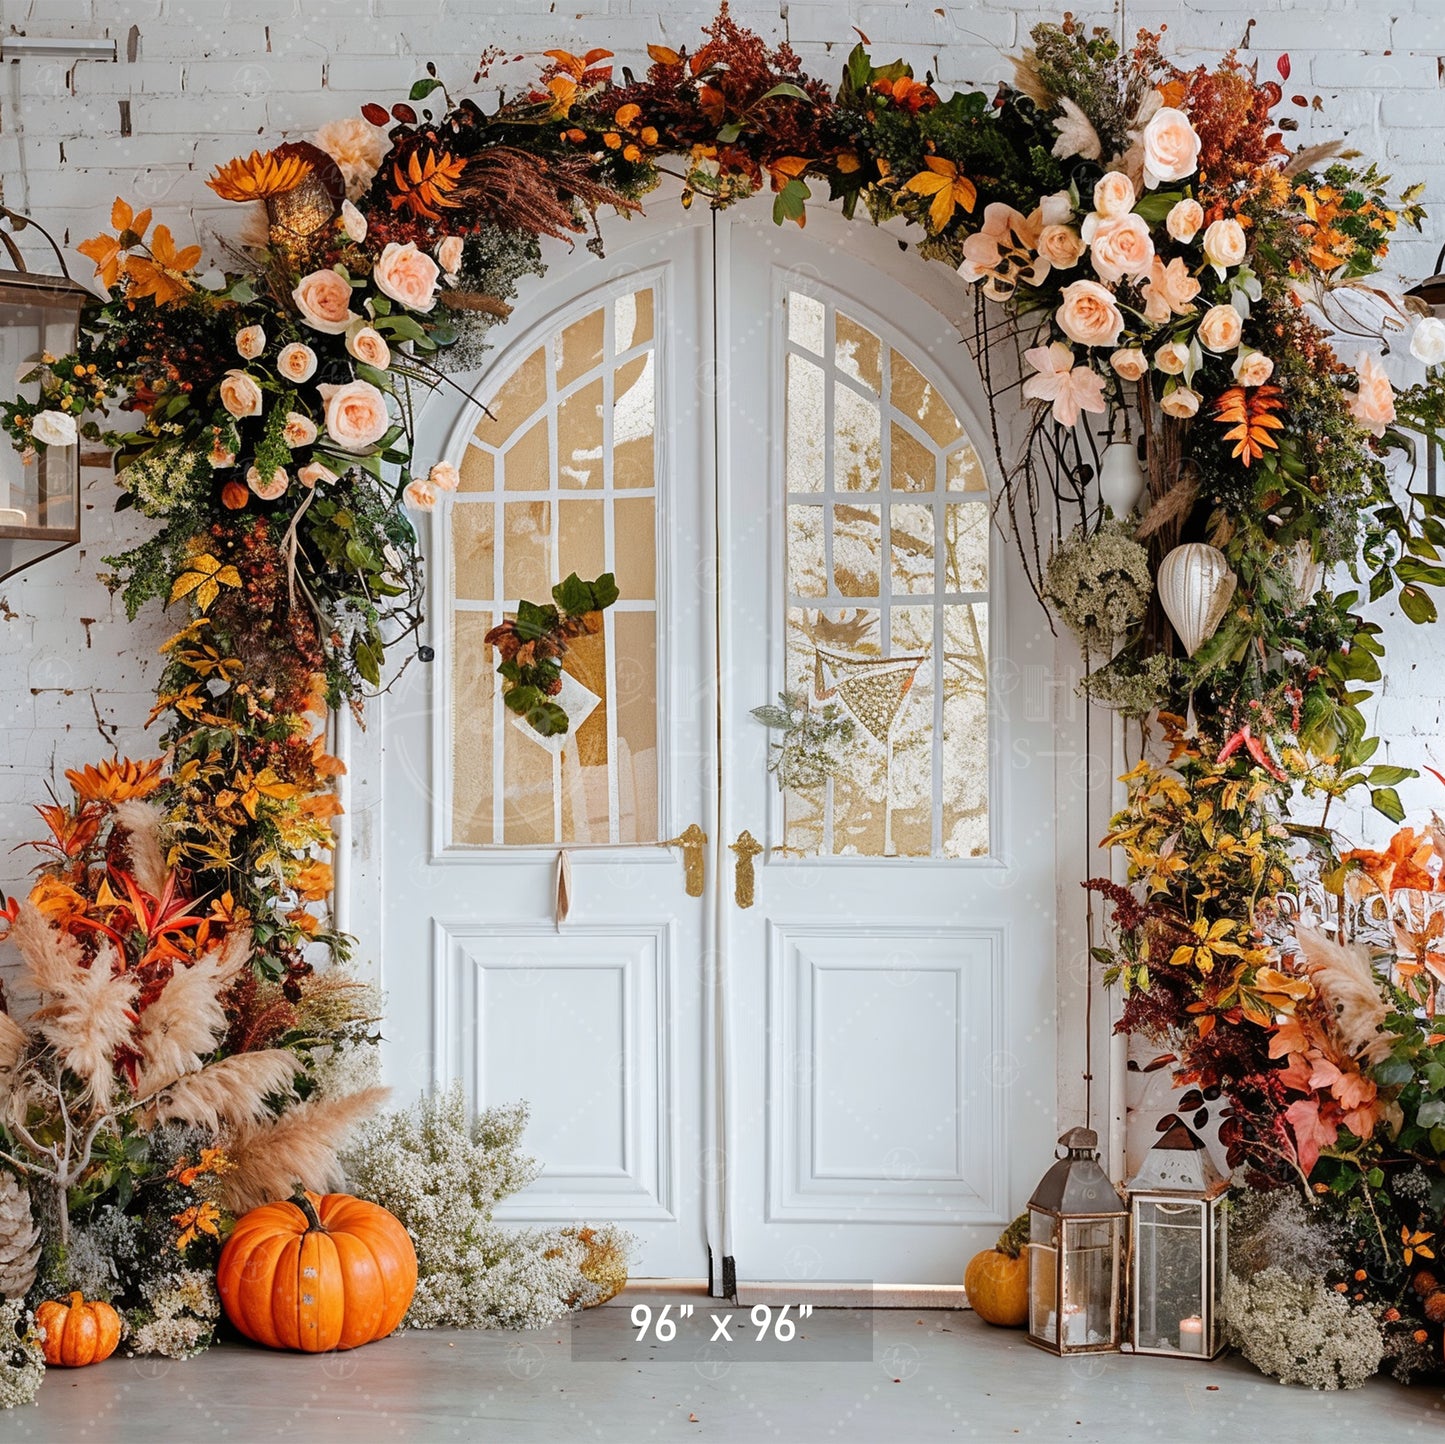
[35, 1292, 122, 1367]
[217, 1191, 417, 1352]
[964, 1215, 1030, 1327]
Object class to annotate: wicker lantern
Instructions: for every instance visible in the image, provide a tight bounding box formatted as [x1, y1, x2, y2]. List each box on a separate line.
[1025, 1126, 1128, 1355]
[0, 209, 89, 580]
[1126, 1115, 1228, 1359]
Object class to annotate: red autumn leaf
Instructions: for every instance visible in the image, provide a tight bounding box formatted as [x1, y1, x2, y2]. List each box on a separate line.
[1276, 53, 1291, 80]
[391, 102, 418, 124]
[1283, 1096, 1337, 1177]
[361, 102, 390, 126]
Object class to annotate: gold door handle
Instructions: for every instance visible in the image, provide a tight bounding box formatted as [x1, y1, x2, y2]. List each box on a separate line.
[662, 822, 707, 898]
[729, 830, 763, 909]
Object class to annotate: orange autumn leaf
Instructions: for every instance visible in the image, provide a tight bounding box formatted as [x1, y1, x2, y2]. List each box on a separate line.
[294, 860, 335, 901]
[902, 156, 977, 233]
[124, 224, 202, 305]
[32, 801, 104, 860]
[207, 148, 312, 203]
[1213, 384, 1285, 465]
[543, 47, 614, 80]
[65, 756, 166, 805]
[647, 43, 682, 67]
[389, 147, 466, 221]
[77, 198, 152, 292]
[28, 874, 90, 924]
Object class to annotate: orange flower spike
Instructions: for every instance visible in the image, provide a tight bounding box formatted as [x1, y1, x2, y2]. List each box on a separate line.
[65, 756, 166, 804]
[206, 148, 311, 203]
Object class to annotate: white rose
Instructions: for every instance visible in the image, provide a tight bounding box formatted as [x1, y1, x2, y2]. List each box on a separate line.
[1092, 171, 1136, 220]
[1410, 315, 1445, 367]
[1166, 198, 1205, 244]
[282, 412, 319, 447]
[1160, 385, 1202, 419]
[347, 325, 391, 370]
[276, 342, 318, 383]
[1233, 350, 1275, 387]
[436, 236, 464, 277]
[1110, 348, 1149, 382]
[235, 325, 266, 360]
[340, 198, 368, 243]
[1142, 106, 1202, 187]
[1202, 217, 1247, 272]
[1197, 303, 1244, 353]
[218, 369, 264, 419]
[428, 460, 461, 492]
[31, 409, 77, 447]
[1154, 341, 1189, 376]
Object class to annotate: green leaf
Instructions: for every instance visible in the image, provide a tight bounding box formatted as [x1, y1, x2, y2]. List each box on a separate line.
[504, 684, 545, 715]
[716, 121, 744, 144]
[514, 598, 559, 641]
[409, 76, 444, 100]
[552, 571, 594, 616]
[1132, 189, 1184, 223]
[1367, 764, 1416, 787]
[1371, 786, 1406, 823]
[1375, 1056, 1414, 1087]
[525, 700, 570, 737]
[1396, 556, 1445, 587]
[1416, 1097, 1445, 1128]
[1432, 1125, 1445, 1155]
[590, 572, 619, 610]
[759, 81, 813, 103]
[1400, 583, 1438, 624]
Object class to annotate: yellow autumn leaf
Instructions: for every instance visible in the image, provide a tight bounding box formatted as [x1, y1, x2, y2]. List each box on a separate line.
[902, 156, 977, 233]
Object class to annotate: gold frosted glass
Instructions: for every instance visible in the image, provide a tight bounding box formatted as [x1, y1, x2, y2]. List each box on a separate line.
[452, 502, 496, 602]
[558, 377, 605, 489]
[615, 287, 654, 351]
[501, 702, 557, 846]
[890, 421, 936, 493]
[891, 349, 961, 448]
[787, 290, 825, 355]
[787, 504, 827, 598]
[502, 501, 551, 599]
[947, 441, 987, 492]
[614, 495, 656, 600]
[835, 311, 882, 393]
[885, 605, 934, 857]
[945, 502, 989, 592]
[614, 609, 659, 842]
[451, 611, 496, 845]
[889, 503, 934, 595]
[832, 502, 880, 598]
[556, 306, 605, 390]
[503, 415, 550, 492]
[459, 444, 495, 493]
[613, 351, 655, 489]
[834, 383, 881, 491]
[476, 346, 547, 449]
[558, 498, 606, 585]
[786, 353, 825, 493]
[943, 603, 989, 857]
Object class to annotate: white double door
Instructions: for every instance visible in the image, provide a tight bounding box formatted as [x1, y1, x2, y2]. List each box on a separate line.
[378, 200, 1057, 1287]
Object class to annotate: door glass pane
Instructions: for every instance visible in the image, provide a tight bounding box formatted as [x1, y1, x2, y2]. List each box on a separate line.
[781, 291, 991, 859]
[449, 285, 662, 846]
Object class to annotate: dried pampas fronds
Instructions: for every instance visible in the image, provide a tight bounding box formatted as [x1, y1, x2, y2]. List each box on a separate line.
[1283, 141, 1350, 179]
[135, 933, 253, 1095]
[220, 1085, 389, 1213]
[0, 1012, 26, 1086]
[111, 798, 168, 897]
[1051, 96, 1102, 162]
[1135, 469, 1200, 540]
[1009, 48, 1054, 109]
[146, 1049, 299, 1133]
[1296, 927, 1391, 1064]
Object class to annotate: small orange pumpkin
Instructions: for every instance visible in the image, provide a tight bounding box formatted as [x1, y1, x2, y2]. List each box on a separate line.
[35, 1292, 122, 1367]
[217, 1191, 417, 1352]
[964, 1215, 1030, 1327]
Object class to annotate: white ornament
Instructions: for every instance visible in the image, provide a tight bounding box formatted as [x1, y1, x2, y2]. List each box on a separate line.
[1157, 543, 1237, 657]
[1287, 539, 1320, 605]
[1097, 440, 1147, 516]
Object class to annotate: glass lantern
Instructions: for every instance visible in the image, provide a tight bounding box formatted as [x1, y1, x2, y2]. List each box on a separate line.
[1126, 1114, 1228, 1359]
[1025, 1126, 1127, 1355]
[0, 209, 90, 580]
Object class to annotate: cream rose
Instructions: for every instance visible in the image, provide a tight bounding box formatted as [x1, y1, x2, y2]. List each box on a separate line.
[428, 460, 461, 493]
[1142, 106, 1202, 187]
[1110, 348, 1149, 382]
[282, 412, 319, 448]
[1092, 170, 1137, 219]
[298, 460, 338, 489]
[347, 325, 391, 370]
[293, 267, 359, 334]
[1084, 213, 1154, 284]
[1233, 349, 1275, 387]
[1055, 279, 1125, 349]
[218, 369, 263, 419]
[403, 476, 437, 512]
[1197, 303, 1244, 353]
[1411, 316, 1445, 367]
[372, 241, 440, 314]
[1347, 351, 1396, 437]
[340, 198, 367, 243]
[436, 236, 464, 277]
[319, 379, 390, 451]
[235, 325, 266, 360]
[1166, 198, 1205, 244]
[1160, 386, 1202, 419]
[1037, 224, 1086, 271]
[1154, 341, 1189, 376]
[276, 342, 318, 383]
[1203, 217, 1247, 272]
[31, 409, 77, 447]
[208, 435, 237, 469]
[247, 464, 289, 500]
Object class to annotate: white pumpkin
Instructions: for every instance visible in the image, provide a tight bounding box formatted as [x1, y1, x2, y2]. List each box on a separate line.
[1157, 543, 1237, 657]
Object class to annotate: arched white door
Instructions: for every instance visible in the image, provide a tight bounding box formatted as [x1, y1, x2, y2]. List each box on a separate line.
[377, 198, 1057, 1288]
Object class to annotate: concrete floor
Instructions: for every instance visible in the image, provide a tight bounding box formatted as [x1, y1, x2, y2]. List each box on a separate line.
[2, 1301, 1444, 1444]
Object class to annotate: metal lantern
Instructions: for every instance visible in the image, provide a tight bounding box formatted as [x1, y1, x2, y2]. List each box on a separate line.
[1126, 1115, 1229, 1360]
[1025, 1126, 1128, 1355]
[0, 208, 89, 581]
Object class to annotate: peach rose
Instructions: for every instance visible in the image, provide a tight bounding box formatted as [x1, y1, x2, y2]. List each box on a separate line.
[436, 236, 464, 277]
[1197, 303, 1244, 353]
[1110, 348, 1149, 382]
[1160, 385, 1202, 419]
[1084, 213, 1154, 284]
[1141, 256, 1200, 324]
[1055, 279, 1125, 349]
[1347, 351, 1396, 437]
[428, 460, 461, 493]
[293, 267, 359, 334]
[218, 369, 263, 419]
[372, 241, 440, 314]
[236, 325, 265, 360]
[1142, 106, 1202, 188]
[1203, 217, 1247, 273]
[1037, 224, 1086, 271]
[277, 342, 318, 383]
[319, 378, 390, 451]
[1166, 198, 1205, 244]
[1232, 350, 1275, 387]
[1154, 341, 1189, 376]
[403, 476, 437, 511]
[208, 436, 237, 469]
[347, 325, 391, 370]
[247, 464, 289, 500]
[340, 198, 367, 243]
[298, 460, 338, 489]
[1092, 171, 1136, 219]
[283, 411, 319, 447]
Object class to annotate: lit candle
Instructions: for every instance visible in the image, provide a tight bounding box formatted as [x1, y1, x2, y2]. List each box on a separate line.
[1178, 1316, 1204, 1354]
